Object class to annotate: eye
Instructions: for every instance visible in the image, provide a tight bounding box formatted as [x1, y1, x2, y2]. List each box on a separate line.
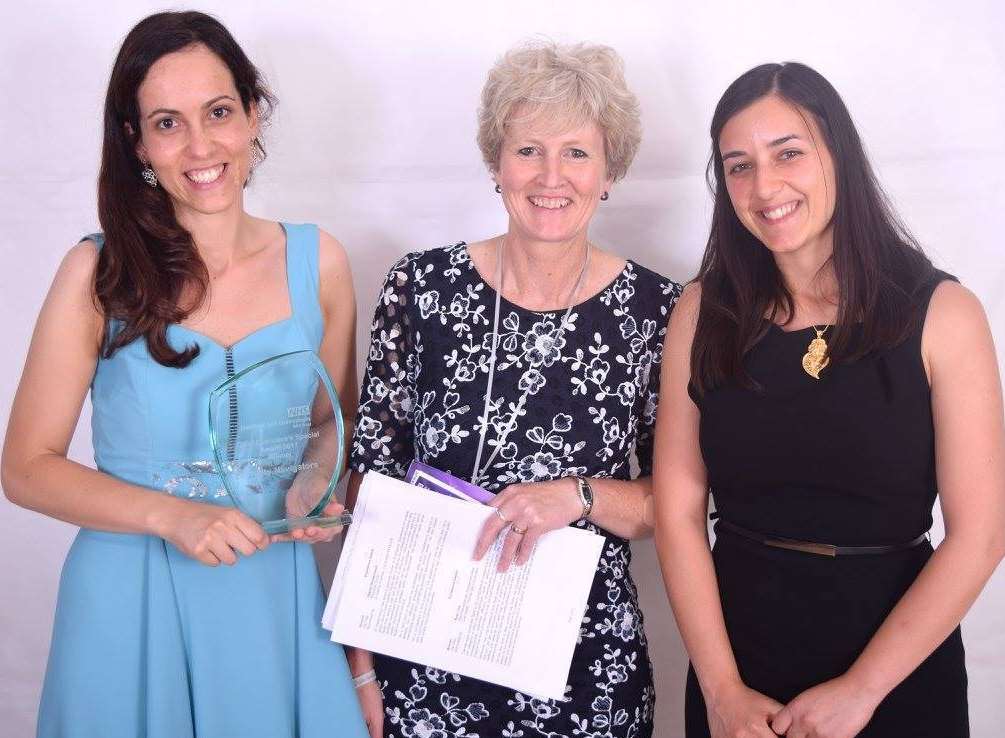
[155, 117, 177, 131]
[210, 106, 231, 120]
[779, 148, 803, 161]
[727, 161, 751, 175]
[517, 146, 537, 157]
[568, 148, 588, 159]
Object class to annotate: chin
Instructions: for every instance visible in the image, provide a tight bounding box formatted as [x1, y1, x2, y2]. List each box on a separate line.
[176, 196, 239, 218]
[755, 232, 808, 254]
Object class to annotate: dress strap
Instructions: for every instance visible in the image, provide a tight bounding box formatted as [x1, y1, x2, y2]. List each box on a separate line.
[82, 232, 104, 248]
[282, 222, 324, 349]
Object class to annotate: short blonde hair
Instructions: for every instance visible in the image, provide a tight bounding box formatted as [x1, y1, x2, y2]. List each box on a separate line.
[477, 41, 642, 182]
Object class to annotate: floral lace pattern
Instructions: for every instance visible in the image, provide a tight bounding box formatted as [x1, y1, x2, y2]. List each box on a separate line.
[352, 243, 681, 738]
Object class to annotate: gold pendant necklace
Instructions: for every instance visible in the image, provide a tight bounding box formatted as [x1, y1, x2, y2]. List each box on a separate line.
[801, 325, 830, 379]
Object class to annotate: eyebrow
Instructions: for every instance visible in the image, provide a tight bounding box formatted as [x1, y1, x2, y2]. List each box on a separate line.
[720, 134, 803, 161]
[146, 94, 238, 119]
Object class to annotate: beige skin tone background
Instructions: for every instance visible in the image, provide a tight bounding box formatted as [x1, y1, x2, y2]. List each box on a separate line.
[652, 96, 1005, 738]
[1, 45, 358, 565]
[346, 112, 660, 737]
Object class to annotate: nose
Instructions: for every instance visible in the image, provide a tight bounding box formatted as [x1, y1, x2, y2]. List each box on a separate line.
[186, 121, 214, 159]
[753, 163, 782, 201]
[539, 152, 565, 189]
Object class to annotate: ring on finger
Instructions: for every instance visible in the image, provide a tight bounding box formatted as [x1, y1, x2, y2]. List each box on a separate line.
[511, 524, 528, 535]
[495, 508, 509, 524]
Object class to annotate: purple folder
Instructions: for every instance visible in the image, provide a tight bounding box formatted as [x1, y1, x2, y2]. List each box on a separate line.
[405, 461, 495, 504]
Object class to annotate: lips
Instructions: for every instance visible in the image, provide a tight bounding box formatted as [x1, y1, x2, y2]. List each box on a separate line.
[529, 196, 571, 209]
[759, 200, 800, 222]
[185, 164, 226, 184]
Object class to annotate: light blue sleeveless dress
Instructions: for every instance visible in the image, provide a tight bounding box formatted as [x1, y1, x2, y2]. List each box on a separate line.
[37, 223, 368, 738]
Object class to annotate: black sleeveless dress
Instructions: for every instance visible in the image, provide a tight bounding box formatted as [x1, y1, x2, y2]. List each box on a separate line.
[684, 272, 968, 737]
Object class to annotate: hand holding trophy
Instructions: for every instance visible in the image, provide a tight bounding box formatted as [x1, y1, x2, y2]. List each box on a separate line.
[208, 350, 353, 540]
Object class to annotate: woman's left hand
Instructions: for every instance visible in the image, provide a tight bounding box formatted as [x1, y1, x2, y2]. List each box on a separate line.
[270, 499, 347, 544]
[473, 477, 585, 572]
[770, 674, 881, 738]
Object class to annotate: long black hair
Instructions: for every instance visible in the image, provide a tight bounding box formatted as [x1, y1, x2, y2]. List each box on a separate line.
[96, 11, 276, 367]
[691, 62, 934, 393]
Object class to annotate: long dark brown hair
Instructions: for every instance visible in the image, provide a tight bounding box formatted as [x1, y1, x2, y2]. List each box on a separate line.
[96, 11, 276, 367]
[691, 62, 935, 393]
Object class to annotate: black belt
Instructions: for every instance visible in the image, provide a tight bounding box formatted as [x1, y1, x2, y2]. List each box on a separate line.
[713, 517, 929, 558]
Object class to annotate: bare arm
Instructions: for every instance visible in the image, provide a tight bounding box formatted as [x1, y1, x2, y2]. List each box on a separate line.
[589, 475, 653, 538]
[651, 284, 781, 738]
[772, 281, 1005, 737]
[1, 241, 267, 565]
[344, 470, 382, 737]
[317, 228, 359, 465]
[277, 228, 359, 543]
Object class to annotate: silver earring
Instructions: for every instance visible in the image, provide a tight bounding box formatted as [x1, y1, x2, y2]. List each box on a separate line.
[250, 141, 264, 170]
[494, 184, 502, 194]
[600, 191, 609, 201]
[141, 164, 158, 188]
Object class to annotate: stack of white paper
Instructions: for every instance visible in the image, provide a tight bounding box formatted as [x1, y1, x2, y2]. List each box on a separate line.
[322, 472, 605, 700]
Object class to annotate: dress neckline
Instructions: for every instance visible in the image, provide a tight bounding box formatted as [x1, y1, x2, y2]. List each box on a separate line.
[461, 242, 635, 315]
[172, 222, 293, 350]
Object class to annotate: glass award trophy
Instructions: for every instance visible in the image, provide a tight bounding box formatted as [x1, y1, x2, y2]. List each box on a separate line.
[208, 350, 353, 535]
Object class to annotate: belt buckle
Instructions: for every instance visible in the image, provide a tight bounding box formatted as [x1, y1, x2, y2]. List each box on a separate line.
[764, 537, 838, 557]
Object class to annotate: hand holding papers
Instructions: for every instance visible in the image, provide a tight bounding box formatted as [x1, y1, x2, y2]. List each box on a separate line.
[323, 472, 604, 700]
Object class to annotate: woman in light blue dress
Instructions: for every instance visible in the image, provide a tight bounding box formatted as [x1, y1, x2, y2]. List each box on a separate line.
[1, 11, 368, 737]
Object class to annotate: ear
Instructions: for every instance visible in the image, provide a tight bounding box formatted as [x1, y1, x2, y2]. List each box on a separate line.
[125, 121, 147, 163]
[248, 100, 260, 139]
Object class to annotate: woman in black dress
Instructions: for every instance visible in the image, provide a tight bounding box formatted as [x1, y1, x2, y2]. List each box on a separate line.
[346, 42, 681, 738]
[653, 63, 1005, 738]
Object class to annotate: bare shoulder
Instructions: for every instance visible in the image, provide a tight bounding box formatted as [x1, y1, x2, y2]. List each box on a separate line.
[51, 239, 101, 311]
[927, 279, 986, 322]
[671, 282, 701, 326]
[923, 279, 994, 374]
[663, 281, 700, 357]
[62, 238, 100, 280]
[33, 239, 104, 350]
[316, 228, 355, 324]
[924, 280, 989, 344]
[317, 228, 352, 282]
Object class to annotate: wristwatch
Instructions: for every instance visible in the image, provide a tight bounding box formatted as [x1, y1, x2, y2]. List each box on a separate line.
[574, 476, 594, 522]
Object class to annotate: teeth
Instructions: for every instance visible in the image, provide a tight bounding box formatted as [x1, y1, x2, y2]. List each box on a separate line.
[186, 164, 225, 184]
[762, 201, 798, 221]
[530, 196, 571, 209]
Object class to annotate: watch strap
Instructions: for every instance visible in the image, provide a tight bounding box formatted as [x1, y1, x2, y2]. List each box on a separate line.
[575, 476, 594, 521]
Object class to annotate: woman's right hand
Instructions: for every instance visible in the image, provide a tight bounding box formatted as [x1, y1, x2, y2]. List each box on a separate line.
[159, 499, 270, 565]
[356, 680, 384, 737]
[707, 681, 784, 738]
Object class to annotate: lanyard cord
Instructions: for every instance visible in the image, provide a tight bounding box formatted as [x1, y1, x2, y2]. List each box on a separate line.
[470, 237, 592, 485]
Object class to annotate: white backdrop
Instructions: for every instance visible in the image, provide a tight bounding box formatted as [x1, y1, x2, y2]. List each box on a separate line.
[2, 1, 1004, 735]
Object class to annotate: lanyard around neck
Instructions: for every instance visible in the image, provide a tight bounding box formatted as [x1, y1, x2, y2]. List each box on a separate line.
[469, 238, 592, 486]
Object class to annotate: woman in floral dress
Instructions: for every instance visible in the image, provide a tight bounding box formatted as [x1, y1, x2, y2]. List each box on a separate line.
[346, 41, 681, 738]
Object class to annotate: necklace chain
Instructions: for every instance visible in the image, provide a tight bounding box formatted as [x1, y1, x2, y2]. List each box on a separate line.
[470, 237, 591, 485]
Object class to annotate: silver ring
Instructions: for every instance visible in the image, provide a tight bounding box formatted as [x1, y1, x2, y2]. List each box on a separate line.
[495, 508, 509, 524]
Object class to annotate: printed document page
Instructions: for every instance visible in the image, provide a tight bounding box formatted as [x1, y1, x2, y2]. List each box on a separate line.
[322, 471, 604, 700]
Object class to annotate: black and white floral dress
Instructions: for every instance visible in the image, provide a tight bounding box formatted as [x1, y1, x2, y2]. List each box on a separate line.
[351, 243, 681, 738]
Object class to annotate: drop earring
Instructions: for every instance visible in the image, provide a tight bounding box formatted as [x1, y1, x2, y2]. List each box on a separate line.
[600, 191, 609, 201]
[140, 162, 158, 188]
[494, 184, 502, 194]
[249, 139, 264, 170]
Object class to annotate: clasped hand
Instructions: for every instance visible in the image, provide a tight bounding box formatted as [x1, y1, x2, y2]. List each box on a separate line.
[709, 675, 879, 738]
[472, 477, 584, 572]
[768, 675, 879, 738]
